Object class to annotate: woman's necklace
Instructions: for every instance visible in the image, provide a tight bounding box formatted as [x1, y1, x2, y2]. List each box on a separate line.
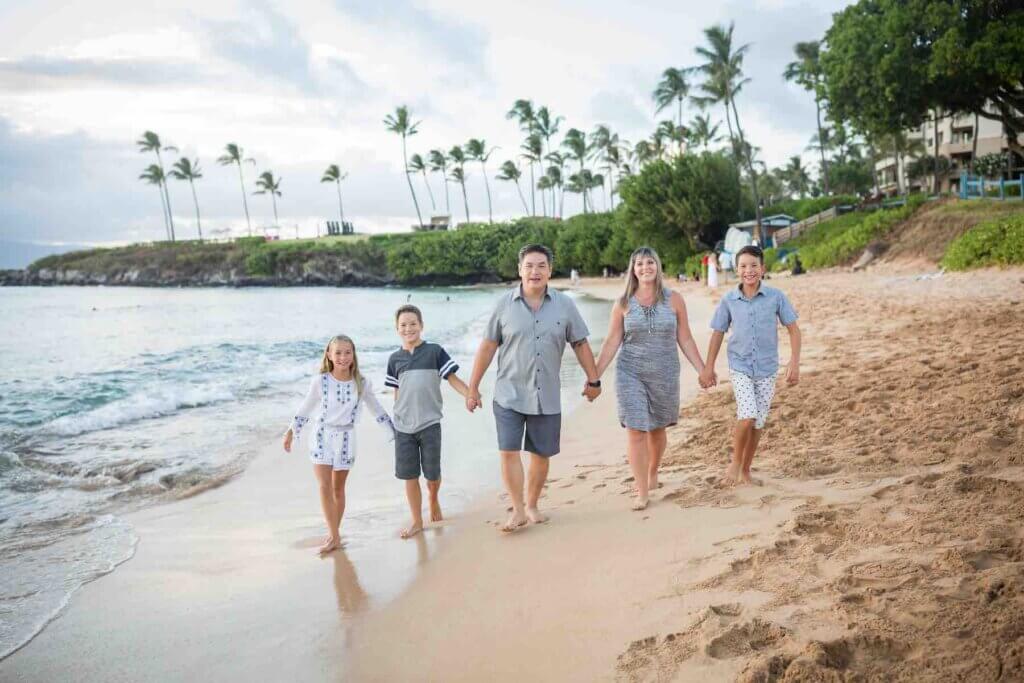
[636, 290, 658, 334]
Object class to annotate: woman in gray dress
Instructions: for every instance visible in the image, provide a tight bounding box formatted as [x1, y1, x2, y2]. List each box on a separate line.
[595, 247, 708, 510]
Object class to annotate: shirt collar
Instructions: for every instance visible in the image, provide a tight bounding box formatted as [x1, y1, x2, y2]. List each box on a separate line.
[513, 284, 552, 301]
[733, 283, 765, 301]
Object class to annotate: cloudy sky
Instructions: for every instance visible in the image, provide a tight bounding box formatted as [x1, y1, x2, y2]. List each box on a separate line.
[0, 0, 853, 267]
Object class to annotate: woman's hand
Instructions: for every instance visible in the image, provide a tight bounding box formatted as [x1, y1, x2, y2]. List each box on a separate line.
[282, 429, 293, 453]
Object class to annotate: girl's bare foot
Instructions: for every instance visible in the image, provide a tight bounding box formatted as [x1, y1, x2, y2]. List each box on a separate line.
[501, 511, 529, 532]
[318, 536, 341, 554]
[526, 507, 548, 524]
[648, 473, 660, 490]
[632, 496, 649, 511]
[429, 500, 443, 522]
[401, 522, 423, 539]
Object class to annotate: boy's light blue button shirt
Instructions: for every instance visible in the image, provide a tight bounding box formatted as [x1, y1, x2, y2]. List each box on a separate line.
[710, 284, 798, 378]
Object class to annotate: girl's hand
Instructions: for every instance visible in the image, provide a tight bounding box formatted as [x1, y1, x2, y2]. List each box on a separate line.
[282, 429, 293, 453]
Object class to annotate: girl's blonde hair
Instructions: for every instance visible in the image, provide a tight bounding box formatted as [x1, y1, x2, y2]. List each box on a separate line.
[319, 335, 364, 396]
[619, 246, 667, 307]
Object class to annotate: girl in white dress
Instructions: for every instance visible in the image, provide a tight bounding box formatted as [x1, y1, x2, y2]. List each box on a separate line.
[283, 335, 394, 554]
[707, 251, 720, 288]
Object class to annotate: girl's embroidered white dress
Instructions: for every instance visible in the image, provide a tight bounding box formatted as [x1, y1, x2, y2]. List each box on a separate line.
[289, 374, 394, 470]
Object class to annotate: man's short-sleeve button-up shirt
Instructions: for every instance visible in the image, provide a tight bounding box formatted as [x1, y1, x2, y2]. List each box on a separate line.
[709, 284, 798, 378]
[485, 285, 589, 415]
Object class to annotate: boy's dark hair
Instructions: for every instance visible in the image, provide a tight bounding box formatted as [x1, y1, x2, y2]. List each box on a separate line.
[736, 245, 764, 265]
[395, 304, 423, 324]
[518, 243, 553, 265]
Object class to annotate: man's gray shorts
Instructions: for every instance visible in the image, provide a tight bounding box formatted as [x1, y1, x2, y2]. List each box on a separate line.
[394, 423, 442, 480]
[493, 401, 561, 457]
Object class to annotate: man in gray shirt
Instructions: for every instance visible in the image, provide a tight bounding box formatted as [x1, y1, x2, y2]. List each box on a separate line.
[468, 244, 601, 532]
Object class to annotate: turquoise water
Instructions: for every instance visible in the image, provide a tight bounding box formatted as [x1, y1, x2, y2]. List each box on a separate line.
[0, 284, 610, 659]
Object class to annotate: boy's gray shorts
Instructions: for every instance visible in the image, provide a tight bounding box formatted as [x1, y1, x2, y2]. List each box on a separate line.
[493, 401, 561, 457]
[394, 423, 442, 481]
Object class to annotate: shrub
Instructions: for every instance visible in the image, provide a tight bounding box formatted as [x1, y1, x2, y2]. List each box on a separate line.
[942, 214, 1024, 270]
[762, 195, 859, 221]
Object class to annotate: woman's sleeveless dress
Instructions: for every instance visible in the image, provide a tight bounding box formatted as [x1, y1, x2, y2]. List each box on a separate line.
[615, 289, 680, 431]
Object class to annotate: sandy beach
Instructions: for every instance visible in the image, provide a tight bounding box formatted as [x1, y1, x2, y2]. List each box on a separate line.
[5, 268, 1024, 682]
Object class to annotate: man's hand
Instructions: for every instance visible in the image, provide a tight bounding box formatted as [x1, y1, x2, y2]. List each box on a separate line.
[785, 363, 800, 386]
[282, 429, 293, 453]
[582, 383, 601, 402]
[466, 389, 482, 412]
[698, 368, 717, 389]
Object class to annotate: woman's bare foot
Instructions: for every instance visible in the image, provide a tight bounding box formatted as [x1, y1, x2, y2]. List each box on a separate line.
[429, 499, 443, 522]
[501, 511, 529, 532]
[318, 536, 341, 554]
[401, 522, 423, 539]
[526, 507, 548, 524]
[632, 496, 649, 511]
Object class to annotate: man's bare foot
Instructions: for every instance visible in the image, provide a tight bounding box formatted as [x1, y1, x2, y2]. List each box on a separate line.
[429, 500, 443, 522]
[318, 536, 341, 554]
[401, 522, 423, 539]
[501, 511, 529, 532]
[632, 496, 649, 511]
[526, 507, 548, 524]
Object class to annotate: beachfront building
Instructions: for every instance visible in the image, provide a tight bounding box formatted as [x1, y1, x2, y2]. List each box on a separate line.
[875, 105, 1024, 197]
[727, 214, 797, 248]
[413, 215, 451, 231]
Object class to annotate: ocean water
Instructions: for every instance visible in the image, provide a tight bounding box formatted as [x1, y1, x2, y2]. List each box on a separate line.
[0, 284, 611, 660]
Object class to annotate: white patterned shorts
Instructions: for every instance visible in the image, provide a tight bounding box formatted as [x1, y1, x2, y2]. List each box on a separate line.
[310, 426, 356, 470]
[730, 370, 777, 429]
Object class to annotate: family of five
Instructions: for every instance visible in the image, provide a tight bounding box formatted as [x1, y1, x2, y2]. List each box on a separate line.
[282, 243, 801, 554]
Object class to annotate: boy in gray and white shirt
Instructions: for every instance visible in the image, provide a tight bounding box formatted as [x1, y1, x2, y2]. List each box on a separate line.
[385, 304, 472, 539]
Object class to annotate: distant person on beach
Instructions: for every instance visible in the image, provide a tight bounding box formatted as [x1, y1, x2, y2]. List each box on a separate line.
[570, 268, 580, 286]
[707, 252, 720, 289]
[283, 335, 396, 554]
[699, 245, 801, 486]
[467, 244, 601, 531]
[385, 305, 472, 539]
[594, 246, 711, 510]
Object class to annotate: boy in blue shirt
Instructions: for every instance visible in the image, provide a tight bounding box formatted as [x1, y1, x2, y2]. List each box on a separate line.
[699, 245, 801, 486]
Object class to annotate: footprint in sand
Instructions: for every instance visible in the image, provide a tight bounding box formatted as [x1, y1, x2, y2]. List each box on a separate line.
[705, 618, 789, 659]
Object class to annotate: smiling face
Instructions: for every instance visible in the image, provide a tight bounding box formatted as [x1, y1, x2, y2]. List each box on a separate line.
[329, 340, 355, 373]
[632, 254, 660, 284]
[396, 311, 423, 345]
[519, 251, 551, 293]
[737, 252, 765, 288]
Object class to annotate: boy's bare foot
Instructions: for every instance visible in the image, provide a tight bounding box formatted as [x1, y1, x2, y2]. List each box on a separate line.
[501, 511, 529, 532]
[429, 500, 443, 522]
[740, 472, 761, 486]
[401, 522, 423, 539]
[632, 496, 649, 511]
[721, 465, 739, 486]
[526, 507, 548, 524]
[318, 537, 341, 554]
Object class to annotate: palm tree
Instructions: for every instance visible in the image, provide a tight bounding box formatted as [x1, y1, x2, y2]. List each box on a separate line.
[408, 153, 436, 212]
[603, 143, 625, 208]
[653, 67, 689, 129]
[655, 120, 688, 156]
[383, 105, 424, 228]
[464, 138, 496, 223]
[169, 157, 204, 241]
[320, 164, 348, 226]
[633, 140, 655, 167]
[507, 99, 538, 214]
[534, 106, 563, 212]
[590, 125, 615, 209]
[562, 128, 590, 213]
[254, 171, 282, 228]
[497, 160, 530, 214]
[783, 156, 811, 198]
[428, 149, 451, 217]
[545, 151, 568, 218]
[139, 164, 171, 239]
[784, 41, 830, 195]
[217, 143, 256, 236]
[689, 114, 722, 150]
[448, 145, 471, 223]
[695, 22, 762, 239]
[520, 134, 545, 216]
[136, 131, 176, 241]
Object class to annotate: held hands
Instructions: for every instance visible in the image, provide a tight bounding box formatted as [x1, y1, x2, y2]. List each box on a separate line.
[282, 429, 293, 453]
[582, 381, 601, 402]
[465, 389, 482, 413]
[698, 367, 717, 389]
[785, 363, 800, 386]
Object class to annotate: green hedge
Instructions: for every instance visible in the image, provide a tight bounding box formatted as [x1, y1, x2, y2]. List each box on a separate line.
[941, 214, 1024, 270]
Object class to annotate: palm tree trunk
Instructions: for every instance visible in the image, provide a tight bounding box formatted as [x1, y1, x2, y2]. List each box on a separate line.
[932, 108, 941, 195]
[514, 180, 530, 213]
[970, 113, 979, 175]
[443, 171, 451, 217]
[335, 181, 346, 225]
[189, 179, 202, 241]
[459, 178, 470, 223]
[271, 194, 279, 227]
[155, 187, 170, 240]
[236, 163, 252, 236]
[155, 148, 176, 241]
[481, 162, 493, 224]
[814, 96, 830, 195]
[421, 170, 436, 212]
[401, 135, 424, 228]
[729, 96, 762, 242]
[528, 163, 536, 216]
[677, 96, 683, 130]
